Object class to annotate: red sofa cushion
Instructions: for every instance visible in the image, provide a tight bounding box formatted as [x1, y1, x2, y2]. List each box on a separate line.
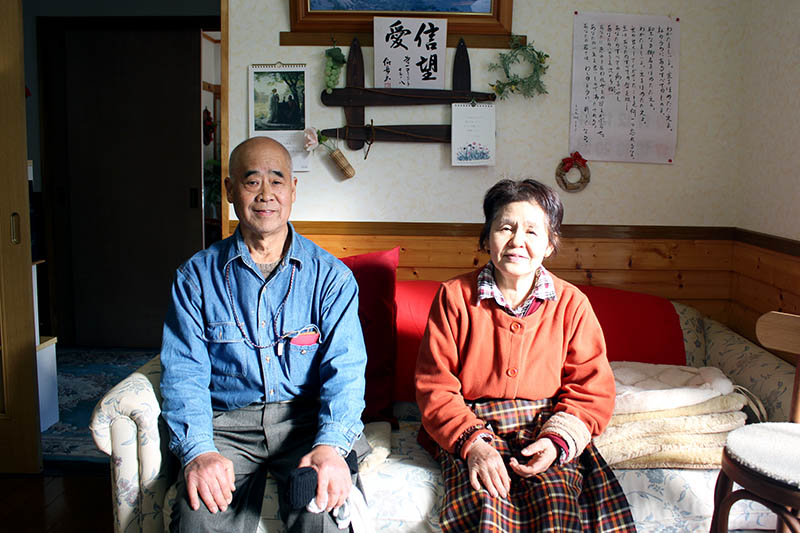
[576, 284, 685, 365]
[391, 280, 686, 402]
[340, 248, 400, 422]
[394, 280, 441, 402]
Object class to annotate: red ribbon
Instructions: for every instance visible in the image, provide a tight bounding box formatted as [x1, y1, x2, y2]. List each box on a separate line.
[560, 151, 587, 172]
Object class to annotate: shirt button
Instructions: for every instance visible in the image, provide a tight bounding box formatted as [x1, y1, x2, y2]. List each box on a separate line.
[265, 356, 270, 363]
[510, 323, 521, 332]
[260, 320, 266, 327]
[300, 349, 307, 354]
[269, 389, 274, 395]
[506, 368, 518, 377]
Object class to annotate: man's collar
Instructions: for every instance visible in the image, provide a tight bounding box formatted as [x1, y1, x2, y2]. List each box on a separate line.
[224, 222, 304, 270]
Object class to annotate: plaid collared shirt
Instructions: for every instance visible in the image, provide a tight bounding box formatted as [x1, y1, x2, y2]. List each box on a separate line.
[477, 263, 557, 318]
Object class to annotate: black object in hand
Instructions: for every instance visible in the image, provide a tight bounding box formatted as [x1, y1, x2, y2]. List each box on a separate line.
[286, 450, 359, 509]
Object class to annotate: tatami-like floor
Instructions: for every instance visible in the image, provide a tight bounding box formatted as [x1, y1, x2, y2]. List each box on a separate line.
[0, 463, 112, 533]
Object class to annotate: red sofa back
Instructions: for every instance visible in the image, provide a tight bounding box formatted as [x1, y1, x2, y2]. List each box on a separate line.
[338, 247, 686, 415]
[393, 280, 685, 402]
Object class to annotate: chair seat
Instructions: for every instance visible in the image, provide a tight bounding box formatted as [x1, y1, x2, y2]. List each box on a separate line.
[726, 422, 800, 489]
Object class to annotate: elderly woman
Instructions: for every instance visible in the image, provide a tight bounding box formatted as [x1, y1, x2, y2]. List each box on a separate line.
[415, 179, 635, 532]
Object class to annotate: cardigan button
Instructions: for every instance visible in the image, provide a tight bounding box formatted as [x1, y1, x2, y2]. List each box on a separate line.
[506, 368, 518, 377]
[510, 322, 521, 332]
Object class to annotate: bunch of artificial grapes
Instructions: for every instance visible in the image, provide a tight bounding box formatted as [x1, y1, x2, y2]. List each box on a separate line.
[324, 46, 346, 94]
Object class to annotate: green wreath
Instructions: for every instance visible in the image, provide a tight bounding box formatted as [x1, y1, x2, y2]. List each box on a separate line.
[489, 36, 549, 100]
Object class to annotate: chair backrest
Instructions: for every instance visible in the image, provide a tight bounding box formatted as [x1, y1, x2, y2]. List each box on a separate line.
[756, 311, 800, 423]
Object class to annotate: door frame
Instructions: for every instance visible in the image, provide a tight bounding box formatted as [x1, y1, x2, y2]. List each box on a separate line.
[0, 0, 41, 474]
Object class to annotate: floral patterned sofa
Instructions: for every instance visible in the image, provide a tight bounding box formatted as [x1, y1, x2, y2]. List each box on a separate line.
[90, 255, 796, 533]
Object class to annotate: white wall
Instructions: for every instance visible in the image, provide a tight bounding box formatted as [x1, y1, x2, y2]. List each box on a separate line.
[228, 0, 798, 241]
[737, 0, 800, 240]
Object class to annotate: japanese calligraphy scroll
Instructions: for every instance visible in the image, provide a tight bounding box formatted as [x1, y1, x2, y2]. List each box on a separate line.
[374, 17, 447, 89]
[569, 12, 679, 164]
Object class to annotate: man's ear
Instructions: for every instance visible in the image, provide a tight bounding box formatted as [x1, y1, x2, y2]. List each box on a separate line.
[291, 176, 298, 203]
[224, 177, 233, 203]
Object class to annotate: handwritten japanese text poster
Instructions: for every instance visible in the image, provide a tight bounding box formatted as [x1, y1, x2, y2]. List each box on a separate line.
[569, 12, 680, 163]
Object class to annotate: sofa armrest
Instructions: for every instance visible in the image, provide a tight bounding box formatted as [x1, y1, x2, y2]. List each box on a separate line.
[703, 318, 796, 422]
[89, 355, 171, 533]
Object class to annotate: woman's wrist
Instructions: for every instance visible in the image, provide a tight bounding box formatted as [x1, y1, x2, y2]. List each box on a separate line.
[455, 424, 494, 459]
[463, 432, 494, 457]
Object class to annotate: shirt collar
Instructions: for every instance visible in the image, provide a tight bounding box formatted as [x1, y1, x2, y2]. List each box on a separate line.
[477, 262, 558, 306]
[224, 222, 304, 271]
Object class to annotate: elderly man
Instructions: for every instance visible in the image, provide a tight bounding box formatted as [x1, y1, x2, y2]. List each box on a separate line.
[160, 136, 368, 532]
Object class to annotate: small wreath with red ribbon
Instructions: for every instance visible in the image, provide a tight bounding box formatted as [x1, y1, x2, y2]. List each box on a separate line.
[555, 151, 590, 192]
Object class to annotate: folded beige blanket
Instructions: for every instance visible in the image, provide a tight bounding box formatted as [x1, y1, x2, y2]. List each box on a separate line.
[598, 410, 746, 447]
[595, 409, 746, 468]
[597, 432, 728, 466]
[609, 392, 745, 425]
[598, 363, 750, 469]
[611, 447, 724, 470]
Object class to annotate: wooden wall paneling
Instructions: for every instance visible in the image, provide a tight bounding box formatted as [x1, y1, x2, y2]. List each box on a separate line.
[546, 239, 733, 271]
[300, 234, 733, 272]
[733, 242, 800, 295]
[550, 269, 732, 301]
[673, 299, 730, 325]
[303, 234, 488, 270]
[728, 301, 764, 353]
[733, 273, 800, 316]
[304, 232, 734, 305]
[242, 221, 800, 365]
[727, 242, 800, 360]
[397, 266, 479, 281]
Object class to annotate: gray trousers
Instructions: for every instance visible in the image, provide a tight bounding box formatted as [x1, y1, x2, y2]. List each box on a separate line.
[170, 401, 362, 533]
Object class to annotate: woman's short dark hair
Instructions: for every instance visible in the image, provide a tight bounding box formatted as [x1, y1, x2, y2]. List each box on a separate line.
[479, 179, 564, 253]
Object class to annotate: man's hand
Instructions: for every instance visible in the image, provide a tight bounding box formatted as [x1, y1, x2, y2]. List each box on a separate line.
[184, 452, 236, 513]
[298, 445, 351, 512]
[509, 437, 558, 477]
[465, 439, 510, 499]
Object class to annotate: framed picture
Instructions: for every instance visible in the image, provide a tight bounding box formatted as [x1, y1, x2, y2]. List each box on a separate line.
[290, 0, 513, 36]
[248, 63, 311, 171]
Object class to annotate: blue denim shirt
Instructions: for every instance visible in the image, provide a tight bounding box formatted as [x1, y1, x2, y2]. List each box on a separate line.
[160, 223, 367, 466]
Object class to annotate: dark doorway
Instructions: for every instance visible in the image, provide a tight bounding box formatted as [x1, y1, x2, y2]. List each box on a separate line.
[38, 17, 218, 348]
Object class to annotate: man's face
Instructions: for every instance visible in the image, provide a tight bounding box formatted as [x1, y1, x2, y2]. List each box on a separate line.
[226, 139, 296, 241]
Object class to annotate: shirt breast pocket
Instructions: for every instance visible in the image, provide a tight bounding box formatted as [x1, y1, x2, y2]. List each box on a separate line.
[282, 330, 321, 382]
[205, 322, 248, 378]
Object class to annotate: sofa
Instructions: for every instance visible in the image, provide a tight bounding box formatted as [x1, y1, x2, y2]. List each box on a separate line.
[90, 247, 797, 532]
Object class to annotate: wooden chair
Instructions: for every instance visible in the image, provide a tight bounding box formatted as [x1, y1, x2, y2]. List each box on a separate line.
[710, 311, 800, 533]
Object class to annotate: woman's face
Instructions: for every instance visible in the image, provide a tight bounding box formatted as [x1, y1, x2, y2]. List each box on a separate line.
[488, 200, 554, 286]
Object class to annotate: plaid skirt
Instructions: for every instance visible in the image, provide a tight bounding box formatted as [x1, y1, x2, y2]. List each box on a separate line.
[438, 399, 635, 533]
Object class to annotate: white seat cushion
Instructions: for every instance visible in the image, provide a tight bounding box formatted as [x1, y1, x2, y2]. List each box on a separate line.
[726, 422, 800, 489]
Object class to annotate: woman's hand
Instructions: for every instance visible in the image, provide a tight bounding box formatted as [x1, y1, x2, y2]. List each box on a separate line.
[509, 437, 558, 477]
[465, 439, 511, 498]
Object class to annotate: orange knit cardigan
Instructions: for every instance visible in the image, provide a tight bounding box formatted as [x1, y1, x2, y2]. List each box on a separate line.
[415, 269, 616, 458]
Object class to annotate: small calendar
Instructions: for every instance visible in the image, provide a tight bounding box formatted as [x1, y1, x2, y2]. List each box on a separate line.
[451, 102, 496, 167]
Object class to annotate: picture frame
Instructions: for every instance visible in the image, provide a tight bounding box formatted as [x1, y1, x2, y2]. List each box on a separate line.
[289, 0, 513, 36]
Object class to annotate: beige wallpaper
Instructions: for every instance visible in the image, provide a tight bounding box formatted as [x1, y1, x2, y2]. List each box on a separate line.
[228, 0, 797, 241]
[737, 0, 800, 241]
